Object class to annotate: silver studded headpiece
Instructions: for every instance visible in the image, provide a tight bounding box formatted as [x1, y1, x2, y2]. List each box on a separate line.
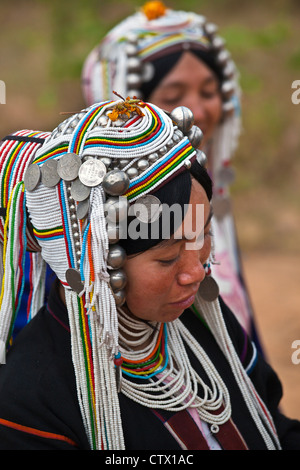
[82, 4, 241, 196]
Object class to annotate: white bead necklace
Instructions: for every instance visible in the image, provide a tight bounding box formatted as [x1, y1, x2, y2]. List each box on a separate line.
[117, 307, 232, 431]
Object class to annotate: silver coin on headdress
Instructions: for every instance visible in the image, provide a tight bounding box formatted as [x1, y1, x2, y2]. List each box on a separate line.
[79, 159, 107, 187]
[57, 153, 82, 181]
[132, 195, 162, 223]
[71, 177, 91, 202]
[24, 163, 41, 191]
[77, 198, 90, 220]
[41, 159, 60, 188]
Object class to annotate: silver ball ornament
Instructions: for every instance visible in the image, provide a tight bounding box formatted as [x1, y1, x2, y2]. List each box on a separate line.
[196, 149, 208, 167]
[107, 223, 121, 244]
[127, 56, 142, 73]
[127, 73, 142, 89]
[221, 80, 235, 100]
[103, 170, 130, 196]
[107, 245, 127, 269]
[113, 289, 126, 307]
[169, 106, 194, 134]
[104, 196, 129, 223]
[109, 269, 127, 292]
[187, 125, 203, 149]
[126, 167, 139, 180]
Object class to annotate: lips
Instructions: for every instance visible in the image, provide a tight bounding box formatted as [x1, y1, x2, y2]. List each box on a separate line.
[170, 292, 197, 309]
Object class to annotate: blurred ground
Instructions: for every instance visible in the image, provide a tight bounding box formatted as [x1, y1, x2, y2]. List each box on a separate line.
[242, 253, 300, 420]
[0, 0, 299, 420]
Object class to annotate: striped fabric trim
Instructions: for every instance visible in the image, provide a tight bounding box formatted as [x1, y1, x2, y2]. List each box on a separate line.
[0, 417, 78, 447]
[125, 139, 195, 200]
[32, 225, 64, 241]
[34, 143, 69, 165]
[137, 32, 210, 60]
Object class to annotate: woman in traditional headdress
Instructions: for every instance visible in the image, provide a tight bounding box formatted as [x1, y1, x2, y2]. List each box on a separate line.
[0, 98, 299, 449]
[81, 1, 259, 346]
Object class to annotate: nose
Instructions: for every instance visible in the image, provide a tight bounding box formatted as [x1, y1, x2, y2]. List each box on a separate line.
[183, 94, 207, 128]
[176, 250, 206, 287]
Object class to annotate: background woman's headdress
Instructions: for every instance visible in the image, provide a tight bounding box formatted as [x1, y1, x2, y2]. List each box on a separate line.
[81, 1, 241, 195]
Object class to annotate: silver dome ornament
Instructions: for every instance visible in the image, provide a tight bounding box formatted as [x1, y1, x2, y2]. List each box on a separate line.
[223, 100, 235, 117]
[137, 159, 149, 172]
[127, 73, 142, 89]
[104, 196, 129, 223]
[113, 289, 126, 307]
[107, 244, 127, 270]
[159, 145, 167, 155]
[127, 32, 139, 45]
[223, 61, 235, 79]
[127, 56, 142, 73]
[126, 166, 139, 180]
[97, 115, 109, 127]
[109, 269, 127, 292]
[102, 169, 130, 196]
[148, 153, 159, 163]
[107, 222, 121, 244]
[187, 125, 203, 149]
[169, 106, 194, 134]
[119, 159, 129, 169]
[196, 149, 208, 167]
[216, 49, 231, 67]
[184, 159, 192, 169]
[211, 36, 226, 52]
[99, 157, 112, 169]
[204, 22, 218, 38]
[125, 43, 138, 57]
[221, 80, 235, 101]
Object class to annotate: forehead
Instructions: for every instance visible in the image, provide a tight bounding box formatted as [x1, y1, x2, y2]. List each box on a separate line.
[158, 51, 218, 86]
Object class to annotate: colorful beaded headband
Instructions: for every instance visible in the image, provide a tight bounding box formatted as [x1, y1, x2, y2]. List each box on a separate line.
[82, 2, 239, 117]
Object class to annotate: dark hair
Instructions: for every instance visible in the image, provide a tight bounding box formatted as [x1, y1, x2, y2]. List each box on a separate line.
[140, 49, 223, 101]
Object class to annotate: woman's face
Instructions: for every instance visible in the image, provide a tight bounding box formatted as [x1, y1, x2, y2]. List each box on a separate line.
[123, 180, 212, 323]
[148, 51, 223, 147]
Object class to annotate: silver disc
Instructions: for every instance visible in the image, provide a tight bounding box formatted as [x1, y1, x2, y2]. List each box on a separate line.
[76, 198, 90, 220]
[71, 178, 91, 202]
[24, 163, 41, 191]
[57, 153, 81, 181]
[41, 159, 60, 188]
[79, 159, 107, 187]
[198, 276, 220, 302]
[218, 166, 236, 185]
[65, 268, 84, 294]
[212, 195, 231, 220]
[133, 195, 162, 223]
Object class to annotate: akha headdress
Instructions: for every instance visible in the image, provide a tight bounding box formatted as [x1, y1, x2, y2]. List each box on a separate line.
[0, 99, 280, 450]
[81, 1, 241, 196]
